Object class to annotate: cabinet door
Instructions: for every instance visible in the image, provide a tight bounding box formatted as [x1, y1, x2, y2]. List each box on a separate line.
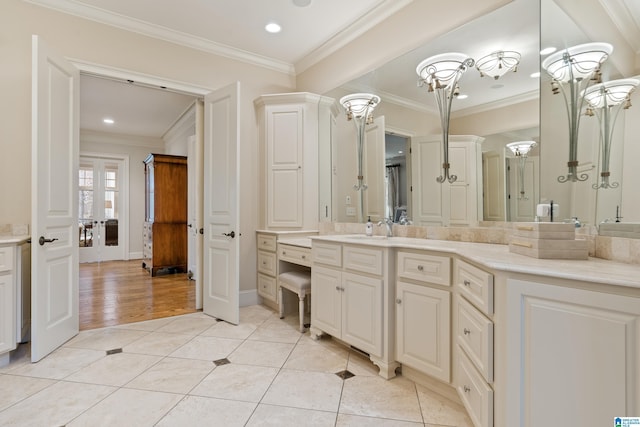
[266, 105, 303, 228]
[342, 272, 383, 357]
[311, 265, 342, 338]
[505, 279, 640, 427]
[0, 272, 16, 354]
[396, 281, 450, 382]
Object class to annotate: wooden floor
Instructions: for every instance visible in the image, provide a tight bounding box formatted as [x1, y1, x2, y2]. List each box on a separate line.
[79, 259, 197, 331]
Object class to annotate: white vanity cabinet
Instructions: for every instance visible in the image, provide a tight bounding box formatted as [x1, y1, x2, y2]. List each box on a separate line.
[256, 232, 278, 306]
[395, 250, 451, 383]
[453, 259, 494, 427]
[254, 93, 336, 229]
[501, 278, 640, 427]
[0, 246, 16, 361]
[311, 240, 398, 378]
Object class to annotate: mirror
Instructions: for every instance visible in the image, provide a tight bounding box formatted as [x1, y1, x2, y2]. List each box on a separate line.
[324, 0, 540, 224]
[540, 0, 640, 228]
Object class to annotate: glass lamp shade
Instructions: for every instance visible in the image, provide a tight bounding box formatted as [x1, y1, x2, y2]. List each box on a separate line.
[507, 141, 537, 156]
[582, 78, 639, 108]
[476, 50, 521, 79]
[339, 93, 380, 119]
[416, 52, 472, 89]
[541, 42, 613, 82]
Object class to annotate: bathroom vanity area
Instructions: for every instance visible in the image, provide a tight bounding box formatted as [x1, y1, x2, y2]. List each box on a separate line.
[304, 234, 640, 427]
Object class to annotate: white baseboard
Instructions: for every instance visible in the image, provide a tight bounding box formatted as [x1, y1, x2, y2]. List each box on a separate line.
[129, 252, 143, 260]
[240, 289, 260, 307]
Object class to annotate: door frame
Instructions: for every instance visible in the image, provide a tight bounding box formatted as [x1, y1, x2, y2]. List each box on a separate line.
[79, 152, 130, 262]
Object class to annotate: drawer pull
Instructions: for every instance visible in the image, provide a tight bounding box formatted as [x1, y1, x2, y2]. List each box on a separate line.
[511, 240, 533, 248]
[516, 225, 535, 231]
[417, 265, 424, 271]
[301, 255, 306, 259]
[463, 328, 471, 335]
[396, 298, 402, 304]
[463, 385, 471, 393]
[336, 286, 341, 291]
[464, 280, 471, 286]
[282, 251, 286, 255]
[262, 261, 267, 265]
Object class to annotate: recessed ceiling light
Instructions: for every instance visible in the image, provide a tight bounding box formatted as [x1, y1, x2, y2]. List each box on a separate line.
[103, 118, 114, 124]
[265, 22, 281, 33]
[398, 150, 403, 154]
[540, 46, 557, 55]
[530, 71, 541, 78]
[457, 94, 468, 100]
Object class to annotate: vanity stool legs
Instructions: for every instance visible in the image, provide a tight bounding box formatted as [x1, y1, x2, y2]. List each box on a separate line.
[277, 270, 311, 333]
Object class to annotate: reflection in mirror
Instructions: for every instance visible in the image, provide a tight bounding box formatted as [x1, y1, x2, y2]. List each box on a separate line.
[540, 0, 640, 230]
[325, 0, 540, 224]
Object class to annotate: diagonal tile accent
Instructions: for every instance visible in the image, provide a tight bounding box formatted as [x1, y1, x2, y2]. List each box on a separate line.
[335, 370, 355, 380]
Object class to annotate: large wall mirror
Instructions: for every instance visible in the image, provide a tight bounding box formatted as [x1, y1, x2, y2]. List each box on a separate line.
[321, 0, 640, 230]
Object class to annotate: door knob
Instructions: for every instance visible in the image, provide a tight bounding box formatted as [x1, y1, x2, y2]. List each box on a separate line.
[188, 223, 193, 228]
[39, 236, 59, 246]
[222, 231, 236, 238]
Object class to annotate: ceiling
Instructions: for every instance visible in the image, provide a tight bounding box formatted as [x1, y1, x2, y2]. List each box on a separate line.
[31, 0, 640, 139]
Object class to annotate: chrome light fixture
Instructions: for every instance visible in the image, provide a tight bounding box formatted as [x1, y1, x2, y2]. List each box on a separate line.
[416, 53, 474, 183]
[541, 42, 613, 183]
[340, 93, 381, 223]
[506, 141, 537, 199]
[582, 78, 638, 189]
[476, 50, 521, 80]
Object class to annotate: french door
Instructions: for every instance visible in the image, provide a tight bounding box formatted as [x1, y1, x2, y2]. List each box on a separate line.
[79, 155, 127, 263]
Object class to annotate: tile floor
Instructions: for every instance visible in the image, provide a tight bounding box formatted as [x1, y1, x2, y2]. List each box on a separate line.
[0, 305, 473, 427]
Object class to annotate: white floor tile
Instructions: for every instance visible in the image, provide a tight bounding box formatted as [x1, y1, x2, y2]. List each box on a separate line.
[200, 321, 257, 339]
[168, 335, 243, 361]
[0, 374, 56, 411]
[283, 338, 349, 373]
[246, 403, 337, 426]
[125, 357, 214, 394]
[3, 347, 105, 380]
[67, 387, 182, 427]
[261, 369, 344, 412]
[336, 413, 425, 426]
[64, 328, 149, 351]
[123, 331, 194, 356]
[190, 363, 279, 402]
[114, 316, 176, 332]
[156, 395, 256, 427]
[229, 339, 295, 367]
[155, 316, 218, 335]
[416, 384, 473, 427]
[65, 352, 161, 386]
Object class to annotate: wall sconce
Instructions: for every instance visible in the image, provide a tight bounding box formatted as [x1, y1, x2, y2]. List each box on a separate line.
[582, 78, 638, 189]
[476, 50, 521, 80]
[340, 93, 381, 223]
[416, 53, 474, 183]
[507, 141, 537, 199]
[541, 42, 613, 183]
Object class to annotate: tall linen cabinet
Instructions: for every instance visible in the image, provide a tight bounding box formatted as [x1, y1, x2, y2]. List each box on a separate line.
[254, 93, 337, 229]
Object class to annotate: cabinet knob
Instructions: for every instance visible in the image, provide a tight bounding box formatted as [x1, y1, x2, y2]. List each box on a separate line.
[396, 298, 402, 304]
[301, 255, 306, 259]
[463, 385, 471, 393]
[282, 251, 286, 255]
[463, 328, 471, 335]
[463, 280, 471, 286]
[417, 265, 424, 271]
[336, 286, 341, 291]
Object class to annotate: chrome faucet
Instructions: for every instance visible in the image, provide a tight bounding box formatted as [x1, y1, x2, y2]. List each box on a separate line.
[377, 218, 394, 237]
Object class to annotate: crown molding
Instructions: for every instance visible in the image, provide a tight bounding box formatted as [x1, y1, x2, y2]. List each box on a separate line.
[295, 0, 414, 74]
[25, 0, 295, 75]
[452, 90, 539, 118]
[598, 0, 640, 54]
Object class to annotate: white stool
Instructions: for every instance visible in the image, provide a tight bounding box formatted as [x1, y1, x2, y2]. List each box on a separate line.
[278, 270, 311, 333]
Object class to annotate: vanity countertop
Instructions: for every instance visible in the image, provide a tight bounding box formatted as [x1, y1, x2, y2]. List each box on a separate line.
[310, 234, 640, 289]
[0, 235, 30, 245]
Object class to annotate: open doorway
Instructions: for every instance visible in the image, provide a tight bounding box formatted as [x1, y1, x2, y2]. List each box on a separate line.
[78, 72, 200, 329]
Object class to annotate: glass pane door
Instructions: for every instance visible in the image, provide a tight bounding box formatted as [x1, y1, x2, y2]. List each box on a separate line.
[79, 164, 94, 248]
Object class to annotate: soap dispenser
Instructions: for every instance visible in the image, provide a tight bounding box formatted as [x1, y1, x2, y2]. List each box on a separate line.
[365, 216, 373, 236]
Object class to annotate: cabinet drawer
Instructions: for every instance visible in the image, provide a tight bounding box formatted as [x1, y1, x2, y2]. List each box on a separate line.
[455, 259, 494, 316]
[257, 273, 277, 302]
[343, 245, 383, 276]
[0, 247, 13, 273]
[257, 250, 277, 276]
[397, 251, 450, 286]
[312, 242, 342, 268]
[456, 348, 494, 427]
[257, 233, 277, 252]
[457, 296, 493, 383]
[279, 244, 311, 267]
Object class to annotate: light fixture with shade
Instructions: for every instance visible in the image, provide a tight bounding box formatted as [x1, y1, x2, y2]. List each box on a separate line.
[340, 93, 381, 223]
[416, 52, 474, 183]
[506, 141, 537, 199]
[582, 78, 638, 189]
[541, 42, 613, 183]
[476, 50, 521, 80]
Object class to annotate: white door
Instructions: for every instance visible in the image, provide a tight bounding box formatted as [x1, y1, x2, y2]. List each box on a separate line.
[202, 83, 240, 324]
[363, 116, 386, 221]
[31, 35, 79, 362]
[78, 156, 126, 263]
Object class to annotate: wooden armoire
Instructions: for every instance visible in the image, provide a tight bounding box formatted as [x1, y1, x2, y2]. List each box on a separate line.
[142, 153, 187, 276]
